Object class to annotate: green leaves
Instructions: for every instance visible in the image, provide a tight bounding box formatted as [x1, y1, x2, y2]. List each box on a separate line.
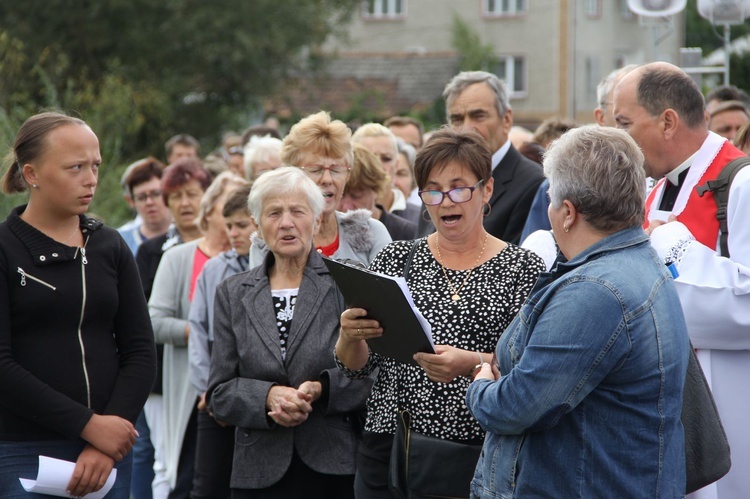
[452, 14, 498, 73]
[0, 0, 356, 223]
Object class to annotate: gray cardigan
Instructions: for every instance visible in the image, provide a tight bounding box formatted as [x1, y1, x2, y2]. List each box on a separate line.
[207, 248, 375, 489]
[148, 239, 201, 489]
[188, 249, 248, 393]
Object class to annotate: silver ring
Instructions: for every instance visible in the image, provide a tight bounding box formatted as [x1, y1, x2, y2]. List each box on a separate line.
[357, 328, 362, 335]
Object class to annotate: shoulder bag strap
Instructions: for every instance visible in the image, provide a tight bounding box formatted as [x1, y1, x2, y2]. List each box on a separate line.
[403, 238, 421, 280]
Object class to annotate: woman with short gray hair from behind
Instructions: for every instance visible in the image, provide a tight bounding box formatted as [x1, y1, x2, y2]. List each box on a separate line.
[467, 125, 690, 498]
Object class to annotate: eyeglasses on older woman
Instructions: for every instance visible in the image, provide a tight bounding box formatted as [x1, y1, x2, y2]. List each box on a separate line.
[299, 164, 351, 179]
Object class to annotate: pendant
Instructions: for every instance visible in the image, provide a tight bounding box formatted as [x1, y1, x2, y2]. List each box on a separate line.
[451, 294, 460, 301]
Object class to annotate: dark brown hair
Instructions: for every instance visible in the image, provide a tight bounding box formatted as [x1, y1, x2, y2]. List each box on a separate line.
[518, 141, 545, 165]
[123, 157, 166, 197]
[637, 68, 705, 130]
[414, 127, 491, 190]
[222, 183, 253, 218]
[2, 112, 86, 194]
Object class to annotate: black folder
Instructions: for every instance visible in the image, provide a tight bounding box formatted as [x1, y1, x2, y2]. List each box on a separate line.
[323, 257, 434, 366]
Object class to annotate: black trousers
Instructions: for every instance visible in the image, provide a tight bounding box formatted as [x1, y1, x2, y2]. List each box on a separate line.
[230, 448, 354, 499]
[353, 431, 397, 499]
[190, 410, 235, 499]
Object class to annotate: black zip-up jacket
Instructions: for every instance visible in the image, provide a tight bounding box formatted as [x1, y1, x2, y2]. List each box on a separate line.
[0, 206, 156, 441]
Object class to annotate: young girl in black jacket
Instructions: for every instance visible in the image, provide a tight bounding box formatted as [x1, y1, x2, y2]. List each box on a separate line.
[0, 112, 156, 498]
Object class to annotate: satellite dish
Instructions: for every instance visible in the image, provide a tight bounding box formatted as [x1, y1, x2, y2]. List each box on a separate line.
[697, 0, 750, 24]
[627, 0, 687, 17]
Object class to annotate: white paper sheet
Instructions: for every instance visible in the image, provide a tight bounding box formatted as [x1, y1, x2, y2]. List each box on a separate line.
[19, 455, 116, 498]
[393, 275, 435, 348]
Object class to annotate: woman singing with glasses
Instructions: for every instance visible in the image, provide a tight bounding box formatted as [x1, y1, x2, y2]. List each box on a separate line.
[335, 128, 545, 498]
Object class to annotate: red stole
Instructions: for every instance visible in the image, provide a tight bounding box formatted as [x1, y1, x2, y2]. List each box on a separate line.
[644, 141, 746, 249]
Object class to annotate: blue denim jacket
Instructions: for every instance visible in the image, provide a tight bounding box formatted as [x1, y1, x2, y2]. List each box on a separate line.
[466, 226, 689, 498]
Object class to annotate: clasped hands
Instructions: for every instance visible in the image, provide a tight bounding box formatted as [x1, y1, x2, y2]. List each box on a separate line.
[266, 381, 322, 427]
[67, 414, 137, 496]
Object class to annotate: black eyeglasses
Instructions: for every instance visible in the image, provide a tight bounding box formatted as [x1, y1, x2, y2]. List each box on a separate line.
[418, 180, 484, 206]
[133, 190, 162, 203]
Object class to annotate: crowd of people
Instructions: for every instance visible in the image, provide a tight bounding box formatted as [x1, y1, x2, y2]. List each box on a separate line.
[1, 62, 748, 499]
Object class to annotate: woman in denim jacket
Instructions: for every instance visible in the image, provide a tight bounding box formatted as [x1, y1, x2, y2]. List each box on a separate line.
[467, 126, 690, 498]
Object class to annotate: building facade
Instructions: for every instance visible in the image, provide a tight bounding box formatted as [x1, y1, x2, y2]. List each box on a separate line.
[272, 0, 684, 128]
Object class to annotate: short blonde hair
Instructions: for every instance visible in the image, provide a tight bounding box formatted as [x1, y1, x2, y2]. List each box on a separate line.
[346, 144, 390, 198]
[351, 123, 398, 156]
[281, 111, 353, 168]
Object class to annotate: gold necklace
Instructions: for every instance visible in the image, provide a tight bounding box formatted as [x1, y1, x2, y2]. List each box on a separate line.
[435, 232, 489, 301]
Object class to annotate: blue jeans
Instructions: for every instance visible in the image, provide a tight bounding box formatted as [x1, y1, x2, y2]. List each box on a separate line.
[0, 440, 132, 498]
[131, 410, 155, 499]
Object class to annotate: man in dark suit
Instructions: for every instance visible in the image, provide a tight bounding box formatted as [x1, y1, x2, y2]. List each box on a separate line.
[415, 71, 544, 243]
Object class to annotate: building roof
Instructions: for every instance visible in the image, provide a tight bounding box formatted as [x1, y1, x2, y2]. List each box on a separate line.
[267, 52, 461, 120]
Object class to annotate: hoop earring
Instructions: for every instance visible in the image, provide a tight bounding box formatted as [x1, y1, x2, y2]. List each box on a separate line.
[483, 203, 492, 218]
[563, 225, 570, 233]
[422, 209, 432, 223]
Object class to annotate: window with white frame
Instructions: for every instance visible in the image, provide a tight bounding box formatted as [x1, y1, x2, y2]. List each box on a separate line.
[584, 0, 601, 17]
[363, 0, 405, 19]
[485, 0, 527, 16]
[495, 56, 527, 97]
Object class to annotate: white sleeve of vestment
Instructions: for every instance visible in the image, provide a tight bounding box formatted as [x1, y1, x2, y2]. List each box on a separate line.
[653, 167, 750, 350]
[521, 230, 557, 272]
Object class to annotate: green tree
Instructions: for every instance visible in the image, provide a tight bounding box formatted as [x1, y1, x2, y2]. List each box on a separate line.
[451, 15, 497, 72]
[0, 0, 356, 223]
[684, 0, 750, 92]
[685, 1, 750, 52]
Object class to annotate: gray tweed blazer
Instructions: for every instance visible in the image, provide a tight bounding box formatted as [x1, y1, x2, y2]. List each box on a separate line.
[207, 248, 375, 489]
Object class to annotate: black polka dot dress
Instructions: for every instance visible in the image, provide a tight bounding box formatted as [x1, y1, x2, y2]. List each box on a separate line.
[336, 238, 545, 442]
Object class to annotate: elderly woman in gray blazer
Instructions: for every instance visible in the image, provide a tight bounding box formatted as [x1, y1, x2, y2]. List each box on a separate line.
[207, 167, 374, 499]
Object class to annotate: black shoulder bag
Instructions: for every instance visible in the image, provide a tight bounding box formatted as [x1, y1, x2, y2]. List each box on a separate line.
[683, 344, 731, 493]
[388, 239, 483, 499]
